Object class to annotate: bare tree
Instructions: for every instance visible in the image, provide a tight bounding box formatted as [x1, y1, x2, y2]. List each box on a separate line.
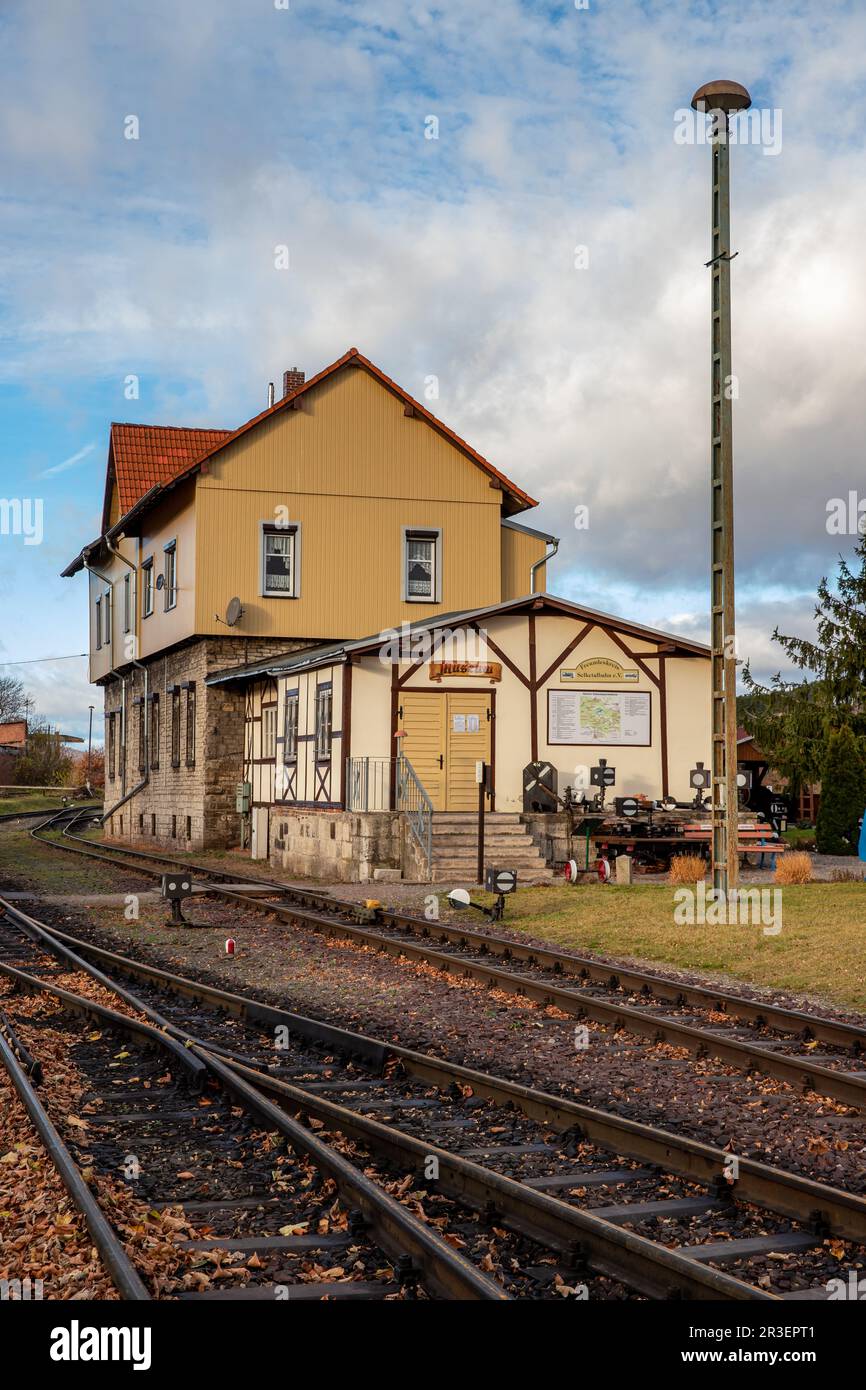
[0, 676, 27, 724]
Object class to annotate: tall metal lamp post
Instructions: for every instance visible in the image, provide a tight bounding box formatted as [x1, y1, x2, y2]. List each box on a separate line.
[691, 79, 751, 894]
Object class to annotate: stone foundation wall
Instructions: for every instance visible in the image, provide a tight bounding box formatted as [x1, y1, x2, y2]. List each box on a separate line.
[520, 812, 575, 867]
[101, 636, 311, 849]
[270, 809, 407, 882]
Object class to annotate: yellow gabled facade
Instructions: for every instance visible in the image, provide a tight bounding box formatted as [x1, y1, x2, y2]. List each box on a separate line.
[194, 366, 523, 640]
[73, 352, 552, 679]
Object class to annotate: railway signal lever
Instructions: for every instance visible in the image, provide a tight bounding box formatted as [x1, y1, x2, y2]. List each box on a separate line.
[160, 872, 193, 926]
[448, 868, 517, 922]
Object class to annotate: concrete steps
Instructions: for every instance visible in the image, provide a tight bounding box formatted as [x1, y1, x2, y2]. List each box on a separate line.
[429, 812, 554, 884]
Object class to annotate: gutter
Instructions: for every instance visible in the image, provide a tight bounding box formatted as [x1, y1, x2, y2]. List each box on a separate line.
[61, 486, 162, 578]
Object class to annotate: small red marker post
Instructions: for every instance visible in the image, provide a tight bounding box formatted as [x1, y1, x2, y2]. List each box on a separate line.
[225, 938, 236, 956]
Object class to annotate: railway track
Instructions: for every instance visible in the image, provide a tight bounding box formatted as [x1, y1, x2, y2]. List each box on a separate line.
[2, 879, 865, 1300]
[34, 810, 866, 1114]
[0, 917, 522, 1302]
[0, 802, 101, 824]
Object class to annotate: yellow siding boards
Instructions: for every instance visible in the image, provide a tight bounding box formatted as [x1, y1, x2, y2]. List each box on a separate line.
[195, 367, 503, 639]
[501, 525, 546, 600]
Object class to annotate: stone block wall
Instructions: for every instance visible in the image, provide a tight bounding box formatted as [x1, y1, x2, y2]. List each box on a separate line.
[101, 635, 310, 849]
[270, 809, 404, 882]
[520, 811, 573, 868]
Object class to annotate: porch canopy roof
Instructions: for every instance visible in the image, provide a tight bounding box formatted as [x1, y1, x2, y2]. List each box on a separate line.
[205, 593, 709, 689]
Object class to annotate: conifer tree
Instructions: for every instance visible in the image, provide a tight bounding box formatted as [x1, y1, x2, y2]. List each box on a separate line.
[742, 533, 866, 797]
[815, 726, 866, 855]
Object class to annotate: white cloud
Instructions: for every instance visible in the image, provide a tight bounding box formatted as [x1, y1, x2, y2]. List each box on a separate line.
[39, 442, 96, 477]
[1, 0, 863, 727]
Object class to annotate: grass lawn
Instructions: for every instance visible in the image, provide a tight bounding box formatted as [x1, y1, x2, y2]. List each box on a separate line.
[783, 826, 817, 850]
[0, 792, 89, 815]
[467, 882, 866, 1013]
[0, 826, 147, 895]
[4, 819, 863, 1015]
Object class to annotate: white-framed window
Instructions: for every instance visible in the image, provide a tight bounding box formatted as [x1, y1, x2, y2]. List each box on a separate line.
[284, 689, 299, 762]
[103, 588, 112, 645]
[123, 573, 131, 633]
[95, 596, 102, 649]
[403, 528, 441, 602]
[261, 522, 299, 598]
[163, 540, 177, 610]
[141, 559, 153, 618]
[262, 705, 277, 759]
[314, 683, 332, 762]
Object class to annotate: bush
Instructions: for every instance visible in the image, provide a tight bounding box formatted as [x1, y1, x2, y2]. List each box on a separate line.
[774, 852, 813, 884]
[815, 726, 866, 855]
[669, 854, 706, 885]
[14, 732, 73, 788]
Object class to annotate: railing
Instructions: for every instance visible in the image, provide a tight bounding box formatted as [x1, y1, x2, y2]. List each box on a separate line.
[344, 755, 433, 879]
[345, 756, 392, 812]
[395, 755, 433, 880]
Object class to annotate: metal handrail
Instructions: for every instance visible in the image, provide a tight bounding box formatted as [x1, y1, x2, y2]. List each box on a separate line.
[395, 755, 433, 879]
[344, 755, 433, 879]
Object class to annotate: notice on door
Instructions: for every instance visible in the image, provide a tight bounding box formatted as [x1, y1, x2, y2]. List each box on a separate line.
[452, 713, 481, 733]
[548, 689, 651, 746]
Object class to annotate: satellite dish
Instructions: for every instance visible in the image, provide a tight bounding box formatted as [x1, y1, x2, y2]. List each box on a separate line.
[155, 573, 165, 590]
[225, 597, 244, 626]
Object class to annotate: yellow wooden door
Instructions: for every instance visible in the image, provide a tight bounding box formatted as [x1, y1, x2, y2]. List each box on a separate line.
[445, 692, 491, 810]
[400, 692, 447, 809]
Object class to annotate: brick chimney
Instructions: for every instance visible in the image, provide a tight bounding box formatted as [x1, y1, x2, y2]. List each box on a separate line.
[282, 368, 305, 398]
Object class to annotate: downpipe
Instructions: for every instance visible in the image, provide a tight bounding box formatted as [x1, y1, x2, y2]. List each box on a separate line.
[98, 537, 149, 825]
[530, 537, 559, 594]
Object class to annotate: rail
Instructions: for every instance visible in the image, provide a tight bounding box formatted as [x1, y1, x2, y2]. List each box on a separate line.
[395, 755, 433, 879]
[345, 755, 392, 811]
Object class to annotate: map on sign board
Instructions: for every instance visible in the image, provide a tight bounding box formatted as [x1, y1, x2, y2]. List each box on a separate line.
[548, 689, 651, 746]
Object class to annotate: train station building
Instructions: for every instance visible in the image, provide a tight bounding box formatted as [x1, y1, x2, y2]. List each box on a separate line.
[63, 345, 711, 879]
[208, 593, 710, 880]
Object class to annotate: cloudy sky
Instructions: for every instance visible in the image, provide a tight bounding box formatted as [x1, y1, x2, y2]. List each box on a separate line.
[1, 0, 863, 740]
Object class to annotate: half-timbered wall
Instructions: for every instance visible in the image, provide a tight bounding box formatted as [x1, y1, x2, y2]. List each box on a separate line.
[266, 663, 346, 811]
[295, 610, 710, 812]
[243, 677, 279, 809]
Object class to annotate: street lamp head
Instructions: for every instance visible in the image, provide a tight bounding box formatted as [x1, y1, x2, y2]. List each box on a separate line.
[691, 80, 752, 114]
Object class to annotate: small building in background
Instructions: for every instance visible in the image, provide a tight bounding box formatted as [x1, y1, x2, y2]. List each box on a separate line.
[0, 719, 28, 785]
[737, 726, 820, 824]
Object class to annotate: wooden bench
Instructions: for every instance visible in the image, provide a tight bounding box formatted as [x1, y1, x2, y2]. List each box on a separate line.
[681, 822, 786, 866]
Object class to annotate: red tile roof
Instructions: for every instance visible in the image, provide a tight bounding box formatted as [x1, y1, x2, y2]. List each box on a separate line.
[109, 424, 232, 517]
